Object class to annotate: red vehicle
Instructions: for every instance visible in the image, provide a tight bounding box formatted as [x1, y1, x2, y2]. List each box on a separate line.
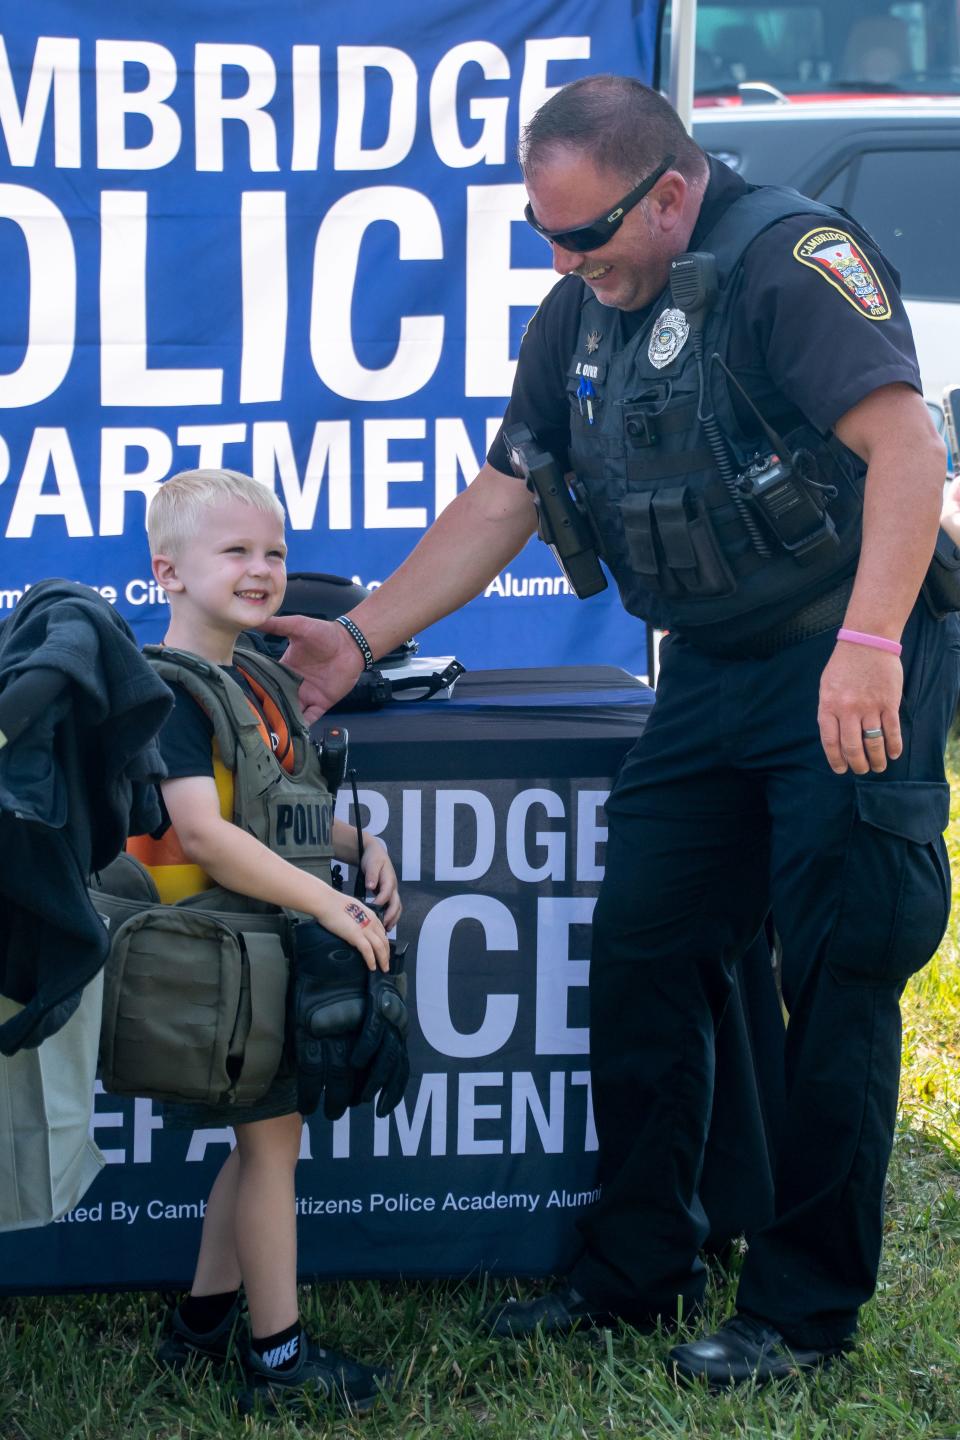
[657, 0, 960, 107]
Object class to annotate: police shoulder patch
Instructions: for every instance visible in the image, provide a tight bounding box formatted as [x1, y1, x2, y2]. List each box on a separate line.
[792, 227, 892, 320]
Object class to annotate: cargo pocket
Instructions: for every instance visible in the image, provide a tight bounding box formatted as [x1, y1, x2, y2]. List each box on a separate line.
[620, 486, 735, 598]
[826, 779, 951, 986]
[99, 909, 243, 1104]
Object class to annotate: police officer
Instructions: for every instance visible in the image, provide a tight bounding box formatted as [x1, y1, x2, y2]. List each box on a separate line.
[264, 76, 958, 1384]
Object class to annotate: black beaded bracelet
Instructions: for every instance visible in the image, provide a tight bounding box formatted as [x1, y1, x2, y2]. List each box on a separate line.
[335, 615, 375, 671]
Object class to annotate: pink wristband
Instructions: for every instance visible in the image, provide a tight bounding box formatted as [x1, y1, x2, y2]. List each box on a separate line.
[836, 628, 902, 657]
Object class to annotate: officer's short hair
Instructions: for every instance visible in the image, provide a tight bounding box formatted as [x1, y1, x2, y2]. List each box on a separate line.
[148, 468, 286, 557]
[520, 74, 707, 187]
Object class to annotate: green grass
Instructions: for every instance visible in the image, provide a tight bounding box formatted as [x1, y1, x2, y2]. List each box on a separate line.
[4, 761, 960, 1440]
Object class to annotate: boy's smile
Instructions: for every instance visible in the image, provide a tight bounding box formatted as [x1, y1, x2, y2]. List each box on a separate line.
[155, 498, 288, 662]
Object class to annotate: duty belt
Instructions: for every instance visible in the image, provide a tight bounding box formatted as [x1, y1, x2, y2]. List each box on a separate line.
[683, 578, 854, 660]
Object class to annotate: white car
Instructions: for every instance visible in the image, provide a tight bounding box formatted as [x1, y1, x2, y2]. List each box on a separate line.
[691, 100, 960, 404]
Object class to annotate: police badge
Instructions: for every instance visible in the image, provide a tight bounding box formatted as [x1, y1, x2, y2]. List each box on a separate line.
[649, 308, 690, 368]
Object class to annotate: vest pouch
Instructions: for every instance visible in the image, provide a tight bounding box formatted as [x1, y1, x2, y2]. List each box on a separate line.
[228, 930, 291, 1103]
[92, 851, 160, 903]
[620, 486, 736, 599]
[100, 908, 250, 1106]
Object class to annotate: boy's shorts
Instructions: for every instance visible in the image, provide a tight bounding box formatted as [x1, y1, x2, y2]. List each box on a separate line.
[163, 1072, 299, 1130]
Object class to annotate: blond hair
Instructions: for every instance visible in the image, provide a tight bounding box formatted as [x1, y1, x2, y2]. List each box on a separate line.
[147, 469, 285, 557]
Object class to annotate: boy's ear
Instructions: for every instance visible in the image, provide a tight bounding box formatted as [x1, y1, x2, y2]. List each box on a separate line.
[152, 552, 183, 592]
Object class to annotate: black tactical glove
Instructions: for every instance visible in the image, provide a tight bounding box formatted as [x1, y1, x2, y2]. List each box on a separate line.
[290, 920, 367, 1120]
[350, 942, 410, 1118]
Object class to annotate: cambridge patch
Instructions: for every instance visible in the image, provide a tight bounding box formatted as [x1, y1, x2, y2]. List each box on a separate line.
[792, 228, 891, 320]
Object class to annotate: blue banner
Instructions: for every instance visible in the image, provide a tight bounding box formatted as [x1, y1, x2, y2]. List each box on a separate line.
[0, 2, 659, 672]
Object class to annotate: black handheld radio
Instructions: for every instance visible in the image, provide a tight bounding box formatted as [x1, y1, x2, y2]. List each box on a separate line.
[713, 354, 840, 564]
[670, 251, 839, 565]
[318, 725, 349, 792]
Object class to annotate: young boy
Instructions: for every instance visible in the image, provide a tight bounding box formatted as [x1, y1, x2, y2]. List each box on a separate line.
[130, 468, 400, 1413]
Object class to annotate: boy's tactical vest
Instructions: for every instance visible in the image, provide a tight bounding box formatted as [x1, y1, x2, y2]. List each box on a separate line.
[566, 187, 874, 643]
[94, 640, 336, 1108]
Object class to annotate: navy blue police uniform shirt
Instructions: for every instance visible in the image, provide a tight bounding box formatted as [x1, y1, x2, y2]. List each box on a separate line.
[487, 157, 921, 478]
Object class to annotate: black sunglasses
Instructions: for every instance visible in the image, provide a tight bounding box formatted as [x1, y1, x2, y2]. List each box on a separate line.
[523, 155, 676, 253]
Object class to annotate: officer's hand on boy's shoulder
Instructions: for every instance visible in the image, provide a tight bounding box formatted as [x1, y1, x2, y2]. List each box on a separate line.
[360, 837, 401, 931]
[258, 613, 364, 724]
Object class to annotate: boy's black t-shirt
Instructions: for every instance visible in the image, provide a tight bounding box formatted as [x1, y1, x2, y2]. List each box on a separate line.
[159, 682, 220, 780]
[151, 664, 274, 832]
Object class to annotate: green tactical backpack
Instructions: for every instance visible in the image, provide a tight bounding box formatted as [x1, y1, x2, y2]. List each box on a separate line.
[94, 853, 292, 1107]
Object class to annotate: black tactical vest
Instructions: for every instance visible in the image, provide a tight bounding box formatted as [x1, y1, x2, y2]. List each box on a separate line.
[143, 641, 335, 892]
[567, 186, 874, 640]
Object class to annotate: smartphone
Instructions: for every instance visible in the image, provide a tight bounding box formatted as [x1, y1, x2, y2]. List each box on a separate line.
[943, 385, 960, 475]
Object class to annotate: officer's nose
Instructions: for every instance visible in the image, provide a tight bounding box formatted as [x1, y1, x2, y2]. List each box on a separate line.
[551, 242, 586, 277]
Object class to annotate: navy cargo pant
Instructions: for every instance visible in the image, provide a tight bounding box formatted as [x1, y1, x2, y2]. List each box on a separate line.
[570, 600, 958, 1349]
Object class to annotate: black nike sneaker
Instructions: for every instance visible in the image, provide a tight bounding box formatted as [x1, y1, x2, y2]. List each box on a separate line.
[239, 1331, 392, 1415]
[156, 1299, 244, 1370]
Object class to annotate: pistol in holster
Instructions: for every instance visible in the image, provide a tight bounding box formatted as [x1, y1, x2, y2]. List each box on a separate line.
[503, 423, 607, 599]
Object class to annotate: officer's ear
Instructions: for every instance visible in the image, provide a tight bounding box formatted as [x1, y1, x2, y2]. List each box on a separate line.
[152, 552, 183, 593]
[648, 170, 687, 234]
